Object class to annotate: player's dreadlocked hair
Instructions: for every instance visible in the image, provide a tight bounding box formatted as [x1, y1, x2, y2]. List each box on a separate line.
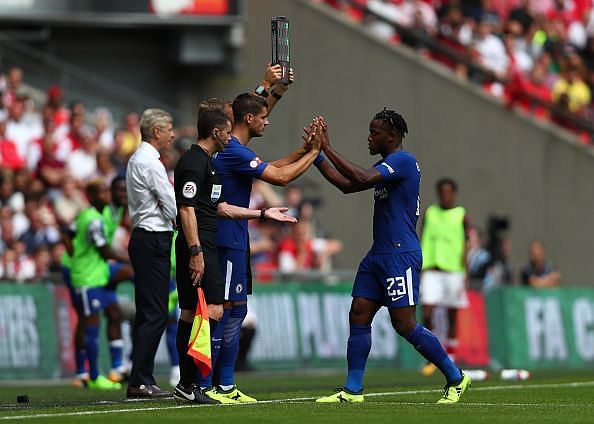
[373, 108, 408, 138]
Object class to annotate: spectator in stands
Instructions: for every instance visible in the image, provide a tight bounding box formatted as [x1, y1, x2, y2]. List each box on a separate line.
[53, 176, 88, 225]
[284, 185, 304, 219]
[0, 247, 29, 281]
[0, 214, 17, 253]
[31, 245, 51, 280]
[473, 15, 509, 78]
[6, 97, 42, 160]
[3, 67, 23, 107]
[552, 53, 591, 113]
[160, 146, 178, 184]
[48, 242, 65, 273]
[45, 85, 70, 130]
[521, 240, 560, 287]
[120, 112, 141, 156]
[1, 240, 35, 282]
[66, 112, 87, 151]
[249, 220, 281, 282]
[0, 177, 23, 216]
[92, 147, 118, 184]
[507, 61, 553, 118]
[278, 220, 343, 275]
[1, 186, 27, 239]
[466, 226, 490, 289]
[93, 107, 115, 149]
[432, 6, 470, 78]
[19, 208, 60, 255]
[68, 133, 98, 182]
[0, 120, 25, 171]
[36, 119, 69, 189]
[504, 27, 534, 73]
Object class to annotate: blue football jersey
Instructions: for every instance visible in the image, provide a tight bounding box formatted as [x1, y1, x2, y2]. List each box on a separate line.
[371, 150, 421, 253]
[213, 137, 268, 250]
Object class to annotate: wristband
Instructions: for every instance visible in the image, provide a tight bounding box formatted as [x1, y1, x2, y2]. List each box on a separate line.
[255, 85, 269, 98]
[189, 244, 203, 257]
[259, 208, 268, 221]
[314, 153, 325, 166]
[271, 91, 283, 100]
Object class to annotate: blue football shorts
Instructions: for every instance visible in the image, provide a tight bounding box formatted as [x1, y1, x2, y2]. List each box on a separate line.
[74, 286, 118, 317]
[218, 247, 248, 302]
[352, 250, 422, 308]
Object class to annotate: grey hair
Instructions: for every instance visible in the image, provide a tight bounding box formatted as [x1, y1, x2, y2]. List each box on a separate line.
[139, 108, 173, 141]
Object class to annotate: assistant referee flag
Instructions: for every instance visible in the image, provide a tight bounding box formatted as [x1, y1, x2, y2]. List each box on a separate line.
[187, 287, 212, 377]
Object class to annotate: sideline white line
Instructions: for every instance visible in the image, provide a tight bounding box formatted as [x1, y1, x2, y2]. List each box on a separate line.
[2, 380, 593, 421]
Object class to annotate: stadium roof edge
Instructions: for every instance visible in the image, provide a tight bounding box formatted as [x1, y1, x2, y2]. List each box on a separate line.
[0, 13, 243, 29]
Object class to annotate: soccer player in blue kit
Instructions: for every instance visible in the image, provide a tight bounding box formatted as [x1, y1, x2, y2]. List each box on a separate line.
[207, 93, 322, 402]
[313, 109, 471, 404]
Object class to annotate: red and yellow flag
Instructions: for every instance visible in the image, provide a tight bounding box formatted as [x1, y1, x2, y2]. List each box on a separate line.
[187, 287, 212, 377]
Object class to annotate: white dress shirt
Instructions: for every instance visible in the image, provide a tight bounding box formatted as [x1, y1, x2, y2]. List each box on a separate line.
[126, 141, 176, 231]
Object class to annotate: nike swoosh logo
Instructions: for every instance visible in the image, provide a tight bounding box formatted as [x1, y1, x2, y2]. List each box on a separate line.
[391, 295, 405, 302]
[212, 338, 222, 342]
[179, 390, 195, 401]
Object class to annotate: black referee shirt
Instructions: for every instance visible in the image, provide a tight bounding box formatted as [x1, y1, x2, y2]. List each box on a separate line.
[174, 144, 225, 247]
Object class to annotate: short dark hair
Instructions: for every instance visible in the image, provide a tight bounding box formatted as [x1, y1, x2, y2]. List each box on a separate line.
[86, 179, 105, 199]
[111, 175, 125, 192]
[232, 93, 267, 124]
[373, 108, 408, 138]
[198, 98, 230, 116]
[436, 178, 458, 192]
[197, 108, 230, 140]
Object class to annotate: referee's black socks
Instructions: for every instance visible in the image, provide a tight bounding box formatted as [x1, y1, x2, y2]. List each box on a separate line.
[176, 319, 197, 387]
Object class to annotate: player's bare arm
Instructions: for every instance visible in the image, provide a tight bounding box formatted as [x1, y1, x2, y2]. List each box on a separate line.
[254, 63, 294, 115]
[318, 117, 382, 188]
[315, 159, 369, 194]
[258, 120, 320, 186]
[267, 66, 294, 114]
[268, 136, 312, 168]
[98, 245, 129, 265]
[216, 203, 298, 223]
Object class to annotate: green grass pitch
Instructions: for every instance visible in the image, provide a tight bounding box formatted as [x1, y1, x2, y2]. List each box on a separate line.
[1, 369, 594, 423]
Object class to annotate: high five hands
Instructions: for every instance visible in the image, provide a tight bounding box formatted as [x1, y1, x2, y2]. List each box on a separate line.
[301, 116, 330, 153]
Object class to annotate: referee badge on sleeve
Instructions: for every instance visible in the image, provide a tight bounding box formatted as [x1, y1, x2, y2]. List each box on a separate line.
[211, 184, 222, 202]
[182, 181, 197, 198]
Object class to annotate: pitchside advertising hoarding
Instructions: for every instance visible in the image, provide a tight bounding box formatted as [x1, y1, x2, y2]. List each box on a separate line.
[1, 283, 593, 379]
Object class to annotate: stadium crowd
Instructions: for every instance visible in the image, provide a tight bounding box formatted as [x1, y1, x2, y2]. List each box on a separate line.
[0, 66, 343, 284]
[319, 0, 594, 144]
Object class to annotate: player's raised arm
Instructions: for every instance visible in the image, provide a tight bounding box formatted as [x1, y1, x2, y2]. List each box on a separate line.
[253, 63, 294, 116]
[257, 119, 321, 187]
[267, 66, 294, 115]
[317, 117, 382, 188]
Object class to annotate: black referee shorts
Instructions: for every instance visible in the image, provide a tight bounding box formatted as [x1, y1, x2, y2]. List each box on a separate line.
[175, 235, 224, 309]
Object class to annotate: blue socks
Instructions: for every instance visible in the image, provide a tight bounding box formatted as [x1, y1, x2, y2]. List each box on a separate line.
[218, 304, 247, 388]
[84, 324, 100, 380]
[198, 308, 230, 389]
[75, 349, 87, 376]
[405, 324, 462, 384]
[344, 324, 372, 393]
[166, 321, 179, 367]
[109, 339, 124, 371]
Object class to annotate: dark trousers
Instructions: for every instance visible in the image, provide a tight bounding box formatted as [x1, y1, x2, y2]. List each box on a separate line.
[128, 228, 172, 387]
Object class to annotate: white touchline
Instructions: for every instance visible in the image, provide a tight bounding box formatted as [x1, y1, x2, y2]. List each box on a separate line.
[2, 380, 594, 421]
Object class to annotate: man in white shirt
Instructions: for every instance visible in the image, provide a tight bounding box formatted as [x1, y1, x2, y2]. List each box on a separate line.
[126, 108, 177, 399]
